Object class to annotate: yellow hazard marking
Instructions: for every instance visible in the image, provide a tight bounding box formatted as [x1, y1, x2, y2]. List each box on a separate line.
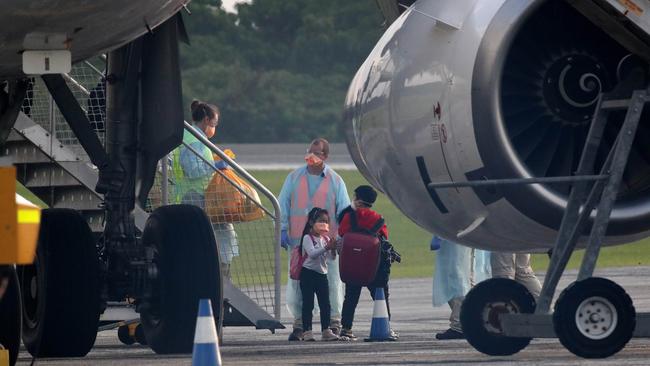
[618, 0, 644, 16]
[18, 209, 40, 224]
[0, 348, 9, 366]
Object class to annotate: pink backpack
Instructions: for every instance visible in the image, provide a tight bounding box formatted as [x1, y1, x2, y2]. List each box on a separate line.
[289, 235, 312, 280]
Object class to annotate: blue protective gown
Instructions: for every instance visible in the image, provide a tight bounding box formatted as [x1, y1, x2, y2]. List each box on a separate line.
[278, 165, 350, 322]
[432, 237, 491, 306]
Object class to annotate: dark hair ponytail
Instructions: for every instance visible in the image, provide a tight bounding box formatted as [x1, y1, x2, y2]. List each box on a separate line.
[190, 99, 220, 123]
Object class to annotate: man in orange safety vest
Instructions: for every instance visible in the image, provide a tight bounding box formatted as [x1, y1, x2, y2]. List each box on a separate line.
[278, 138, 350, 341]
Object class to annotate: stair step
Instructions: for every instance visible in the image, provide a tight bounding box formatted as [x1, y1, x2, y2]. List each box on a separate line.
[80, 210, 104, 232]
[18, 163, 81, 188]
[3, 140, 53, 164]
[6, 129, 26, 142]
[29, 186, 103, 211]
[601, 99, 631, 110]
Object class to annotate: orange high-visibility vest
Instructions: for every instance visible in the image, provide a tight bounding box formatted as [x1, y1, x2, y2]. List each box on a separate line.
[289, 173, 337, 243]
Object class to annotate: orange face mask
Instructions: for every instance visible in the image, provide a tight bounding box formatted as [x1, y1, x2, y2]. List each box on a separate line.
[305, 153, 323, 169]
[204, 125, 216, 138]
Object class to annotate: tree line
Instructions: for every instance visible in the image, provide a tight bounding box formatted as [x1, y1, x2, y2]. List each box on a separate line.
[181, 0, 384, 142]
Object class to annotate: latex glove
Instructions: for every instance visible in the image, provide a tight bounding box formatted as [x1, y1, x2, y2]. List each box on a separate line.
[214, 160, 228, 170]
[430, 236, 441, 251]
[281, 230, 290, 250]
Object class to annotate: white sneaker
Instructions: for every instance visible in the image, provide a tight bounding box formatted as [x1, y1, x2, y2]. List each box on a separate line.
[321, 328, 340, 341]
[302, 330, 315, 341]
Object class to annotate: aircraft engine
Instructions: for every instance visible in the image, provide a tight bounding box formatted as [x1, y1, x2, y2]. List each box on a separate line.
[344, 0, 650, 251]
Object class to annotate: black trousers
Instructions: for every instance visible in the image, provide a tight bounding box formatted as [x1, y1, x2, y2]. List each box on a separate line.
[300, 267, 331, 332]
[341, 283, 390, 330]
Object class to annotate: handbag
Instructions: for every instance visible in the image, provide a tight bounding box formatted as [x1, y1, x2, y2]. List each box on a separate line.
[205, 168, 265, 224]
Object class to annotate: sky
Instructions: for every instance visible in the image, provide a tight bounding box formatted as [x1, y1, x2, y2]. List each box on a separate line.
[220, 0, 251, 13]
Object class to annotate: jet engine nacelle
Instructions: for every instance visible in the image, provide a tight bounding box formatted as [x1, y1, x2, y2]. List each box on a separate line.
[344, 0, 650, 251]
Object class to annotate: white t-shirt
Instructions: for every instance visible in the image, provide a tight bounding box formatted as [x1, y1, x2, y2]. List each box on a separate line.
[301, 234, 334, 274]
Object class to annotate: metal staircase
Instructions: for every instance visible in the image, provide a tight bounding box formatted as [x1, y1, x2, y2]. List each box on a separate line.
[4, 61, 283, 332]
[6, 111, 148, 233]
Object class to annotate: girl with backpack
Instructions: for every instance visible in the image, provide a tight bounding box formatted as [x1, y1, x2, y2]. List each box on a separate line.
[298, 207, 340, 341]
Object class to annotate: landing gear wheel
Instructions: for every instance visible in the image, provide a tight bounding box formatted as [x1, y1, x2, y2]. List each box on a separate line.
[553, 277, 635, 358]
[140, 205, 223, 354]
[135, 323, 147, 345]
[118, 325, 135, 345]
[460, 278, 536, 356]
[16, 209, 101, 357]
[0, 267, 22, 366]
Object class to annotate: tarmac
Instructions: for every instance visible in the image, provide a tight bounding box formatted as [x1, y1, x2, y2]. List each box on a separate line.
[17, 266, 650, 365]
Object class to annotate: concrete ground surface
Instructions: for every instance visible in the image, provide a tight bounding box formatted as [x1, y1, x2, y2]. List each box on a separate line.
[17, 267, 650, 365]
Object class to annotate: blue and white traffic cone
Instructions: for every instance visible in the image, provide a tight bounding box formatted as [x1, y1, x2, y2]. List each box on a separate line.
[364, 288, 397, 342]
[192, 299, 222, 366]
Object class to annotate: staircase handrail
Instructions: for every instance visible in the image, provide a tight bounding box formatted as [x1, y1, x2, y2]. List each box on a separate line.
[183, 121, 282, 321]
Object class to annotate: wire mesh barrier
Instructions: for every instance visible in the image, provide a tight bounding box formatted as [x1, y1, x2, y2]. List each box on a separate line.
[147, 137, 281, 319]
[16, 59, 281, 322]
[20, 59, 106, 160]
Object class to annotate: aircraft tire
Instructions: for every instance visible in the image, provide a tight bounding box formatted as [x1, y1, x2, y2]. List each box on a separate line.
[117, 325, 135, 345]
[140, 205, 222, 354]
[553, 277, 635, 359]
[460, 278, 536, 356]
[17, 208, 101, 357]
[135, 323, 147, 345]
[0, 267, 22, 366]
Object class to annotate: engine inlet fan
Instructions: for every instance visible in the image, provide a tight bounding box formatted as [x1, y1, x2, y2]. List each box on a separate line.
[500, 0, 650, 198]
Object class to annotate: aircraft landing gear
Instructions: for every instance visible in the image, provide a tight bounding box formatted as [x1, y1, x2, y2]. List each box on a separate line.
[117, 324, 136, 346]
[117, 323, 147, 346]
[553, 277, 635, 358]
[140, 205, 223, 354]
[17, 209, 101, 357]
[460, 278, 536, 356]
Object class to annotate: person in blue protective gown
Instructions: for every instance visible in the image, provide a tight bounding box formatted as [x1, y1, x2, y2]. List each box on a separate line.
[278, 138, 350, 341]
[431, 236, 491, 340]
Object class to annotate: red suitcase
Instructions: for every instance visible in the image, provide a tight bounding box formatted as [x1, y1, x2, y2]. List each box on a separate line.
[339, 213, 384, 286]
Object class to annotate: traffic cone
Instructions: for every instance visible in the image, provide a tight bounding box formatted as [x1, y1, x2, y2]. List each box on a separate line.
[364, 288, 397, 342]
[192, 299, 222, 366]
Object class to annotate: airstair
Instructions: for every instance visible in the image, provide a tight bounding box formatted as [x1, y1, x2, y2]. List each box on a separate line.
[3, 59, 283, 332]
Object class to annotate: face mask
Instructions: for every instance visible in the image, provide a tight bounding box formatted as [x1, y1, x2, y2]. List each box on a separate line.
[305, 153, 323, 169]
[313, 222, 329, 235]
[204, 125, 216, 138]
